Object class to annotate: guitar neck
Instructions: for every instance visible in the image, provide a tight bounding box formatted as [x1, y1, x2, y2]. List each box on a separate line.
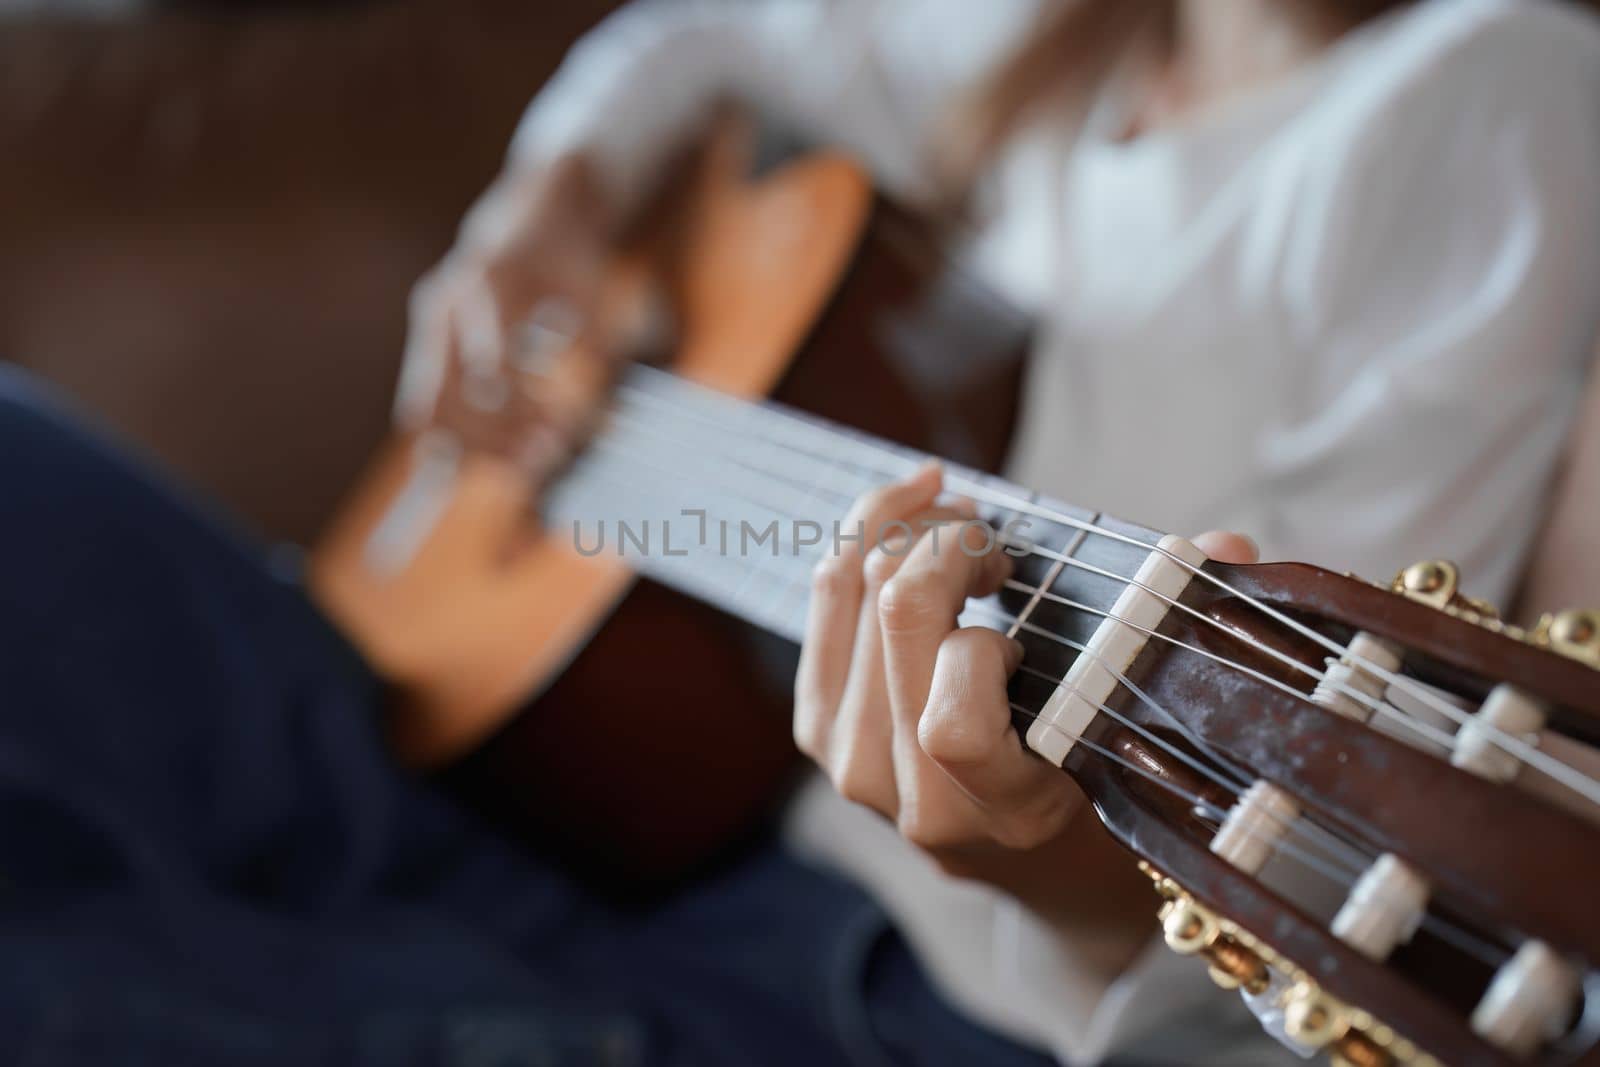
[544, 366, 1170, 651]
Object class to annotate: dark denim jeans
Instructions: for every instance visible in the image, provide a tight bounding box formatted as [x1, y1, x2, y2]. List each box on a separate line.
[0, 366, 1054, 1067]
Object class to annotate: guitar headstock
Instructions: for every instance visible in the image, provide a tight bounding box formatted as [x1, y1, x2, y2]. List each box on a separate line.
[1004, 541, 1600, 1067]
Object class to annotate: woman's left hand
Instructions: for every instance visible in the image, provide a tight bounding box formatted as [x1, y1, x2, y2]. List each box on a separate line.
[794, 462, 1259, 888]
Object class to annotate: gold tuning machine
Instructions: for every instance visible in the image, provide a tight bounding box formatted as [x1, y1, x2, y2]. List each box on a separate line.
[1391, 560, 1499, 621]
[1158, 896, 1270, 994]
[1285, 983, 1351, 1050]
[1534, 608, 1600, 669]
[1390, 561, 1599, 671]
[1141, 865, 1438, 1067]
[1330, 1030, 1393, 1067]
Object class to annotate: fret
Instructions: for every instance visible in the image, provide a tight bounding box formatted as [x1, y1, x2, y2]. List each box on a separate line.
[1006, 502, 1090, 641]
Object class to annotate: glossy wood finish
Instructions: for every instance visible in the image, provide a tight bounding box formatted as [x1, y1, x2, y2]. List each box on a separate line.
[1227, 562, 1600, 737]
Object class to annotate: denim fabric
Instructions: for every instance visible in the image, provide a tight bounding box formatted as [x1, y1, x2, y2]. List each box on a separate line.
[0, 366, 1054, 1067]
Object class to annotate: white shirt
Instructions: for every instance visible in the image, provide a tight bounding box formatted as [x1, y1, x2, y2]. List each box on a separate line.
[499, 1, 1600, 1062]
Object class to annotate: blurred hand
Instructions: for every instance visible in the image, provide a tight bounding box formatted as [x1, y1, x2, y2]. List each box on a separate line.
[795, 463, 1259, 907]
[395, 153, 626, 489]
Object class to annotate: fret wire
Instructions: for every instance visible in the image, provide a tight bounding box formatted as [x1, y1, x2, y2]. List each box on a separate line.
[745, 397, 855, 633]
[1007, 514, 1087, 641]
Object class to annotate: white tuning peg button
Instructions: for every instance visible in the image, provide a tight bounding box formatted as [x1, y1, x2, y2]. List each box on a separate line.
[1210, 781, 1300, 876]
[1453, 684, 1546, 784]
[1472, 940, 1582, 1058]
[1310, 631, 1402, 723]
[1330, 853, 1429, 961]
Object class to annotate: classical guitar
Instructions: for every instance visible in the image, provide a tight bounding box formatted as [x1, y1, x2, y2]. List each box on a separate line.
[312, 125, 1600, 1065]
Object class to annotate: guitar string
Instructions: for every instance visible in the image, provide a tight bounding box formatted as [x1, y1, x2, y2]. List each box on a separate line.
[614, 396, 1471, 760]
[616, 368, 1600, 807]
[595, 401, 1529, 909]
[597, 398, 1480, 769]
[606, 387, 1466, 756]
[611, 379, 1449, 727]
[563, 431, 1523, 966]
[625, 369, 1598, 805]
[1003, 702, 1507, 968]
[616, 368, 1574, 782]
[989, 612, 1506, 967]
[557, 438, 1509, 968]
[580, 420, 1286, 788]
[588, 399, 1581, 963]
[585, 422, 1484, 895]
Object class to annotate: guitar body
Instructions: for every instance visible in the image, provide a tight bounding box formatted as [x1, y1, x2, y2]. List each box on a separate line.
[312, 129, 1031, 881]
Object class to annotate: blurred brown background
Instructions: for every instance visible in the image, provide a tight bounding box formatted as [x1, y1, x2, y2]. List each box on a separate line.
[0, 0, 615, 543]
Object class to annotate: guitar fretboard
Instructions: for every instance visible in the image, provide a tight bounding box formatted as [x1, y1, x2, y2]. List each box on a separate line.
[543, 366, 1167, 719]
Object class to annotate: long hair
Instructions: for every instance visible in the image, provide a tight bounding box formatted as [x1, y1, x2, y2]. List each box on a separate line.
[937, 0, 1416, 197]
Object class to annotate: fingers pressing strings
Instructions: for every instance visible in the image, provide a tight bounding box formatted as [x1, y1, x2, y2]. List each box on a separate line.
[872, 509, 1076, 849]
[796, 463, 943, 815]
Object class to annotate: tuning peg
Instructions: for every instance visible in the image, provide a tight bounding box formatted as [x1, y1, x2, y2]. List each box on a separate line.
[1202, 938, 1269, 995]
[1330, 1031, 1392, 1067]
[1160, 896, 1219, 954]
[1392, 560, 1460, 608]
[1537, 608, 1600, 668]
[1159, 895, 1271, 995]
[1392, 559, 1500, 621]
[1284, 983, 1349, 1051]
